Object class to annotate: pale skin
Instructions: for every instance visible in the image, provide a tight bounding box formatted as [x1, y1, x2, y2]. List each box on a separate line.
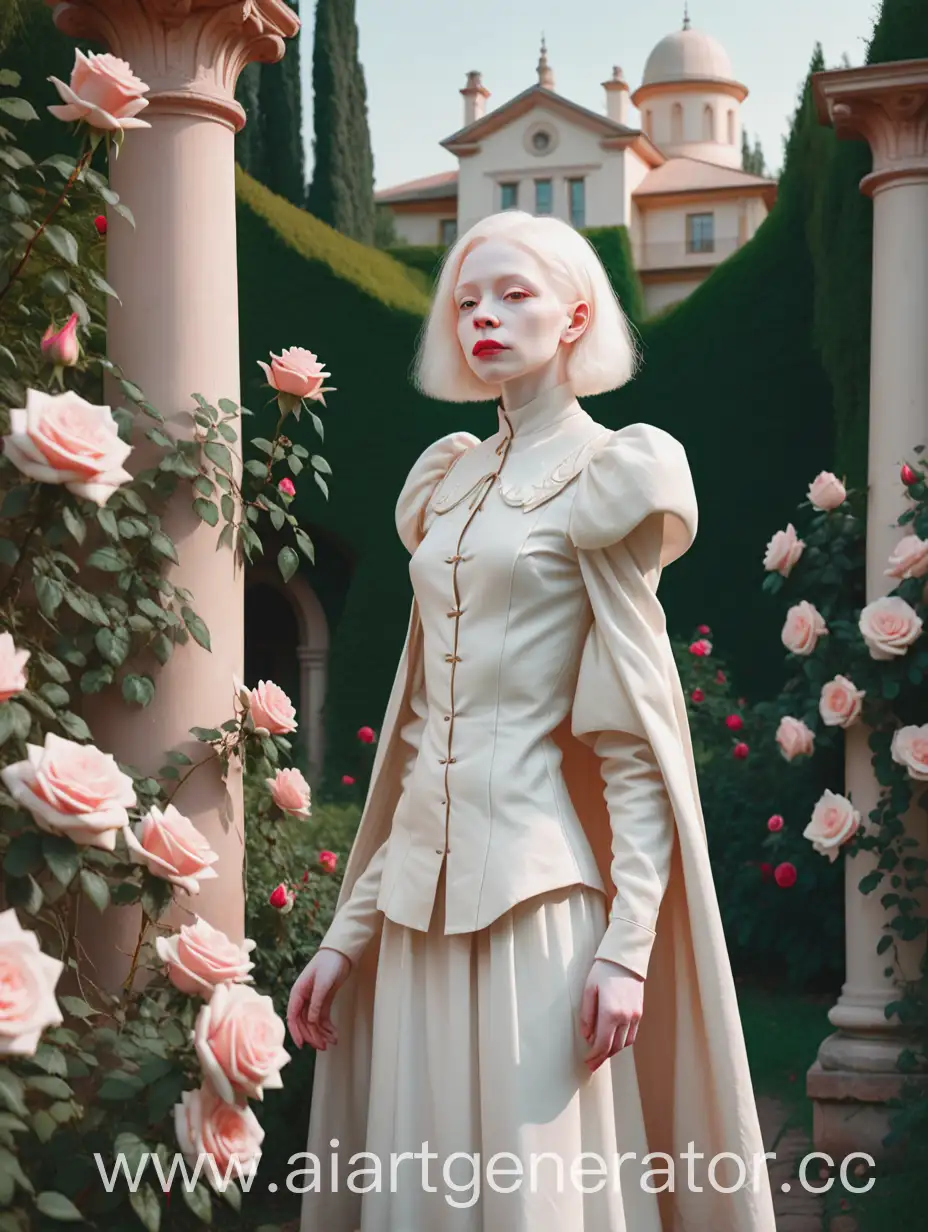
[287, 237, 644, 1073]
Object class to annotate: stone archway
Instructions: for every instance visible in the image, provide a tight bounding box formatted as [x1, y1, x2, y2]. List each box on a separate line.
[245, 565, 330, 784]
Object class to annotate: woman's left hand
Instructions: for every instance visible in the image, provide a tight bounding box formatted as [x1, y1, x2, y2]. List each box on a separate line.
[579, 958, 644, 1073]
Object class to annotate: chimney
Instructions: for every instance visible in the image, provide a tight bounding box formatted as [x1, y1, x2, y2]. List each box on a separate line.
[461, 70, 490, 126]
[602, 65, 629, 125]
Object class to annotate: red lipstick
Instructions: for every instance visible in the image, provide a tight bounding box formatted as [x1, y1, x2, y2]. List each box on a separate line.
[473, 339, 506, 357]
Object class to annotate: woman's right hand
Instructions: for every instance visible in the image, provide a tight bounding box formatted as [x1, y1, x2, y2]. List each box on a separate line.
[287, 947, 351, 1051]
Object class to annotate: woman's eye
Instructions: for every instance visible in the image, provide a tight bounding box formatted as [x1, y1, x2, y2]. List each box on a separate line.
[458, 299, 476, 310]
[505, 290, 529, 302]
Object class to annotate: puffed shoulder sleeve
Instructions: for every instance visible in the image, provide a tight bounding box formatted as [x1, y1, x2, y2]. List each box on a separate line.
[395, 431, 481, 554]
[567, 422, 697, 566]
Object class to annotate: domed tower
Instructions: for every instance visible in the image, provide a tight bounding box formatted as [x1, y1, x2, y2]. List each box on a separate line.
[631, 6, 747, 169]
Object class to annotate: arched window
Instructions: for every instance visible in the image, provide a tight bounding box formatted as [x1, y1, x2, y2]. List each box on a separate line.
[727, 109, 735, 144]
[644, 108, 653, 138]
[703, 103, 714, 141]
[671, 102, 683, 144]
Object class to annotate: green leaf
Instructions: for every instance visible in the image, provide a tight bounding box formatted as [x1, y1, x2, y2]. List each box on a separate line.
[243, 459, 267, 478]
[0, 539, 18, 566]
[278, 546, 299, 584]
[310, 454, 332, 475]
[129, 1183, 162, 1232]
[309, 410, 324, 440]
[203, 441, 232, 474]
[58, 711, 92, 741]
[150, 531, 178, 563]
[97, 1073, 144, 1100]
[220, 494, 234, 523]
[35, 575, 64, 619]
[63, 588, 109, 626]
[181, 1181, 211, 1224]
[0, 70, 21, 87]
[43, 224, 79, 265]
[181, 607, 211, 651]
[193, 475, 214, 498]
[0, 1146, 31, 1194]
[86, 546, 126, 572]
[38, 654, 70, 685]
[0, 486, 31, 519]
[38, 682, 70, 708]
[122, 674, 155, 707]
[251, 438, 274, 455]
[4, 831, 44, 879]
[0, 98, 38, 122]
[86, 270, 121, 303]
[0, 700, 31, 745]
[95, 626, 130, 667]
[193, 498, 218, 527]
[36, 1191, 84, 1221]
[26, 1075, 72, 1099]
[217, 397, 238, 414]
[191, 727, 222, 742]
[60, 505, 85, 545]
[31, 1043, 67, 1078]
[58, 996, 94, 1019]
[96, 507, 119, 539]
[313, 472, 329, 500]
[41, 269, 70, 297]
[42, 834, 80, 886]
[79, 868, 110, 912]
[0, 1071, 26, 1117]
[30, 1108, 56, 1142]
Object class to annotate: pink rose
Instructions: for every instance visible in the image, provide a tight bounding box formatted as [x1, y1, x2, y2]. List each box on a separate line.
[763, 523, 805, 576]
[0, 909, 64, 1056]
[732, 741, 749, 759]
[776, 715, 815, 761]
[357, 725, 377, 743]
[193, 982, 290, 1103]
[266, 767, 311, 819]
[175, 1084, 264, 1192]
[767, 814, 784, 832]
[41, 314, 80, 368]
[269, 883, 296, 913]
[859, 596, 923, 660]
[155, 917, 256, 1000]
[688, 638, 712, 656]
[781, 600, 828, 656]
[48, 49, 150, 133]
[124, 803, 219, 895]
[891, 724, 928, 782]
[715, 670, 726, 683]
[278, 477, 296, 497]
[234, 675, 297, 735]
[725, 713, 743, 731]
[0, 733, 136, 850]
[318, 850, 337, 873]
[803, 789, 860, 861]
[0, 632, 29, 703]
[807, 471, 847, 511]
[691, 688, 704, 703]
[3, 389, 133, 507]
[819, 675, 865, 728]
[257, 348, 333, 403]
[886, 534, 928, 580]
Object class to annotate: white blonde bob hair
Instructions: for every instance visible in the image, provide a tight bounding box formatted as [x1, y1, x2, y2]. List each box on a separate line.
[413, 210, 639, 403]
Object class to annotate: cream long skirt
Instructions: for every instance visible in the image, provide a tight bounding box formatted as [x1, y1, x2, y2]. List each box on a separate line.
[300, 866, 662, 1232]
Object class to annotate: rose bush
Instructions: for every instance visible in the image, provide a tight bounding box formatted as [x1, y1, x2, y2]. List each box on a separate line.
[0, 58, 335, 1229]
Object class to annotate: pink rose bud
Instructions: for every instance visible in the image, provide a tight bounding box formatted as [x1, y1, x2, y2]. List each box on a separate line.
[697, 624, 711, 635]
[357, 726, 376, 744]
[94, 214, 107, 235]
[901, 463, 919, 486]
[715, 670, 726, 684]
[725, 714, 743, 731]
[688, 638, 712, 656]
[318, 850, 337, 873]
[733, 741, 749, 759]
[690, 688, 704, 703]
[774, 861, 797, 888]
[767, 814, 784, 832]
[341, 774, 355, 785]
[278, 477, 296, 497]
[40, 313, 80, 367]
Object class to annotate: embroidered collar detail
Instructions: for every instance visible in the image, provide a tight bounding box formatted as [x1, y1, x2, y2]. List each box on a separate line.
[497, 430, 612, 511]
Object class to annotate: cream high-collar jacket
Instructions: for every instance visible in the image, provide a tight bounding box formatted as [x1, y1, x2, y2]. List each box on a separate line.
[320, 382, 678, 978]
[311, 382, 778, 1230]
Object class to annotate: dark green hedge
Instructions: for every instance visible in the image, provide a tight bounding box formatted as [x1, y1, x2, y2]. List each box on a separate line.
[386, 243, 447, 281]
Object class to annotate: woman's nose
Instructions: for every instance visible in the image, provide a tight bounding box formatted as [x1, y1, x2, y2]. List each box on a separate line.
[474, 308, 499, 328]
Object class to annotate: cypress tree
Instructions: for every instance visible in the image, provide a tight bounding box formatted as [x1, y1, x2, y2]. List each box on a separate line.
[307, 0, 375, 244]
[255, 2, 305, 206]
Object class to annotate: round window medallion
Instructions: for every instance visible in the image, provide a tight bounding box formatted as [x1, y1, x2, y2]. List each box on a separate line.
[524, 122, 559, 157]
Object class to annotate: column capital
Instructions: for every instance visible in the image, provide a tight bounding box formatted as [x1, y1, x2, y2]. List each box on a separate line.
[813, 59, 928, 197]
[45, 0, 300, 131]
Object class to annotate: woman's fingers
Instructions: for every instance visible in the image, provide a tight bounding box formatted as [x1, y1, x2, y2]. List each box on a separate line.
[287, 971, 313, 1048]
[579, 981, 598, 1044]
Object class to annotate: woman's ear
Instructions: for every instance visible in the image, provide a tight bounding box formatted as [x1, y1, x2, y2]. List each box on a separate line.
[563, 300, 591, 344]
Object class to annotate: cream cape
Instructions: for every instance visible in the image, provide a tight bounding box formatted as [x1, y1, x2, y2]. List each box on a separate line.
[303, 424, 777, 1232]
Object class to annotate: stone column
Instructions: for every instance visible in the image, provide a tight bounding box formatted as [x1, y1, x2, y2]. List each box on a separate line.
[46, 0, 299, 984]
[808, 60, 928, 1160]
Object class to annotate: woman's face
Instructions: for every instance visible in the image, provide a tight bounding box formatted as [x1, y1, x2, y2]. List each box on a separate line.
[453, 239, 588, 389]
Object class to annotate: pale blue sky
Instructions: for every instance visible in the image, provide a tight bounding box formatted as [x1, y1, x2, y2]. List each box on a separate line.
[298, 0, 883, 191]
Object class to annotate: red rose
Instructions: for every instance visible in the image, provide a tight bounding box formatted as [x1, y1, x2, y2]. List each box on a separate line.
[278, 477, 296, 497]
[93, 214, 107, 235]
[688, 638, 711, 656]
[774, 862, 797, 888]
[341, 774, 355, 785]
[691, 688, 704, 703]
[318, 850, 337, 873]
[269, 883, 288, 908]
[767, 814, 784, 832]
[760, 862, 774, 882]
[733, 741, 749, 759]
[901, 463, 919, 486]
[357, 726, 376, 744]
[725, 714, 743, 731]
[697, 624, 711, 635]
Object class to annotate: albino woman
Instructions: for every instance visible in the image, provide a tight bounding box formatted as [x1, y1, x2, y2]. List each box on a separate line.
[289, 211, 776, 1231]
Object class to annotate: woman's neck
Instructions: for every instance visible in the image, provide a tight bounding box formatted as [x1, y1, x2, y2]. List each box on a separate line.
[499, 353, 569, 414]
